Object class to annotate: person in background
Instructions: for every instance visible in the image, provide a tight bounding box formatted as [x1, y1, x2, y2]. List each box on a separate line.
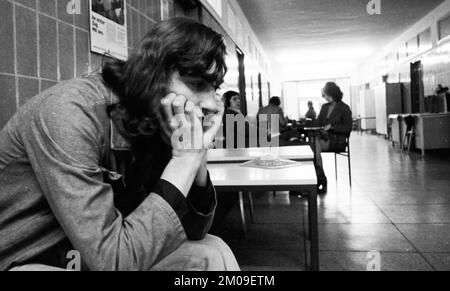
[305, 101, 317, 121]
[257, 97, 289, 145]
[221, 91, 250, 149]
[257, 97, 288, 132]
[314, 82, 353, 194]
[0, 18, 239, 271]
[210, 91, 248, 235]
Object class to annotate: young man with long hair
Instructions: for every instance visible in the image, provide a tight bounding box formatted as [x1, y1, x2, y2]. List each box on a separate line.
[0, 18, 239, 271]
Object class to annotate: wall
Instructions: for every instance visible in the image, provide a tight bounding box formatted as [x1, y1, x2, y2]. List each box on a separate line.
[0, 0, 167, 129]
[0, 0, 270, 129]
[353, 0, 450, 114]
[201, 0, 272, 117]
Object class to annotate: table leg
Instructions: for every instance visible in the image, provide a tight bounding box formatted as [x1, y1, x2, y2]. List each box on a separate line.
[239, 192, 247, 238]
[308, 188, 319, 271]
[248, 192, 255, 224]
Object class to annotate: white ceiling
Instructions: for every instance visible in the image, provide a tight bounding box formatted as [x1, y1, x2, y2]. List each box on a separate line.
[236, 0, 445, 80]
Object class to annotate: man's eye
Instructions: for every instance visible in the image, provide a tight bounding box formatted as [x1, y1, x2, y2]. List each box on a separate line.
[191, 82, 205, 89]
[191, 81, 213, 91]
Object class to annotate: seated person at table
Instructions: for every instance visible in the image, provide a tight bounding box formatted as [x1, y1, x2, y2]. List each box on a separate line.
[221, 91, 250, 149]
[257, 97, 300, 146]
[210, 91, 250, 235]
[0, 18, 239, 271]
[257, 96, 288, 133]
[305, 101, 317, 121]
[313, 82, 353, 194]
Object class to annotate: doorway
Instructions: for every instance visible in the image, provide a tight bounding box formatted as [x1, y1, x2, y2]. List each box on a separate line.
[410, 61, 424, 113]
[236, 47, 247, 116]
[258, 73, 263, 108]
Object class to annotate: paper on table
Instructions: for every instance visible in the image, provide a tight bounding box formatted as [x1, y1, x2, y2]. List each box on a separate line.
[240, 156, 303, 169]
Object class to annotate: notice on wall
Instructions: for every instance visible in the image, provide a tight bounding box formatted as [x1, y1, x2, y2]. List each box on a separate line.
[90, 0, 128, 61]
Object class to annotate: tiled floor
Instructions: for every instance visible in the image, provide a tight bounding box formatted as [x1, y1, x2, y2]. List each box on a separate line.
[215, 134, 450, 271]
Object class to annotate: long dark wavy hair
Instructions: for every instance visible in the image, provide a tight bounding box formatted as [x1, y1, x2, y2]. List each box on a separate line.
[102, 18, 227, 142]
[101, 18, 227, 214]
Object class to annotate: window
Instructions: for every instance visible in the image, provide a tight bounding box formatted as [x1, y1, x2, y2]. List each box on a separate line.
[407, 36, 419, 57]
[398, 43, 408, 61]
[227, 5, 236, 35]
[418, 28, 432, 52]
[206, 0, 222, 17]
[236, 20, 244, 46]
[438, 13, 450, 40]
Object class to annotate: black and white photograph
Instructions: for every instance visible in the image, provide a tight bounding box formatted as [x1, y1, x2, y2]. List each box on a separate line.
[90, 0, 128, 60]
[92, 0, 125, 25]
[1, 0, 450, 280]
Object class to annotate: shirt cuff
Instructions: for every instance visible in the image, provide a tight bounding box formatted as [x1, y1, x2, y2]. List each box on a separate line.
[187, 172, 217, 216]
[152, 175, 217, 241]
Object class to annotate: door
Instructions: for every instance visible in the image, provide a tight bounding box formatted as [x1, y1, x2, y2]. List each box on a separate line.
[410, 61, 424, 114]
[258, 73, 263, 108]
[236, 47, 247, 116]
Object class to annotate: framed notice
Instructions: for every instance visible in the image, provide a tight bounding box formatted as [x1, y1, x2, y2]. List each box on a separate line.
[90, 0, 128, 61]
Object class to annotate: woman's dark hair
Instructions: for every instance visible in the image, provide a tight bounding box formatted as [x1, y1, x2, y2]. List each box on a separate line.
[323, 82, 343, 102]
[102, 17, 227, 139]
[223, 90, 239, 109]
[269, 97, 281, 107]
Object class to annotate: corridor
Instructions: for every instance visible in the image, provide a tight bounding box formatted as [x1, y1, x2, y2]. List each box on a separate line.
[219, 135, 450, 271]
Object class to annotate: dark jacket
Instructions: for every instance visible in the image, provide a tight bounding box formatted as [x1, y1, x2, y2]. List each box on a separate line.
[316, 101, 353, 151]
[305, 108, 317, 121]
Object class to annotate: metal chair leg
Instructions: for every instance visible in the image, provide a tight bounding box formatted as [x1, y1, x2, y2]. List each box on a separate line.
[348, 154, 352, 187]
[348, 143, 352, 187]
[407, 132, 412, 154]
[248, 192, 255, 224]
[238, 192, 247, 238]
[335, 153, 338, 181]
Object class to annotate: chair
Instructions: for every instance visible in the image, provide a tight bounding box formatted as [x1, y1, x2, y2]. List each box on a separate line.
[307, 132, 352, 187]
[402, 115, 416, 154]
[333, 137, 352, 187]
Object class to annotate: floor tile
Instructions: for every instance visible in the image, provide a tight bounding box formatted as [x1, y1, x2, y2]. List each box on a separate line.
[380, 205, 450, 223]
[319, 224, 415, 252]
[366, 190, 450, 205]
[397, 224, 450, 253]
[320, 251, 433, 271]
[422, 253, 450, 271]
[318, 203, 389, 224]
[234, 249, 306, 271]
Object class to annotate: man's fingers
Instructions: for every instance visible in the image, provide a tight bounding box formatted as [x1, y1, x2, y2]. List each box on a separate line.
[184, 101, 196, 123]
[161, 93, 177, 124]
[172, 95, 187, 116]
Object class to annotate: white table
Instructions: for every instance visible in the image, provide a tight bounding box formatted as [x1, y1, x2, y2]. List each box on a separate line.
[208, 162, 319, 271]
[207, 146, 314, 164]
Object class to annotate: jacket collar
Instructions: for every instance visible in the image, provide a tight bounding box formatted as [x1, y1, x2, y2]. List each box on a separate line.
[108, 90, 132, 152]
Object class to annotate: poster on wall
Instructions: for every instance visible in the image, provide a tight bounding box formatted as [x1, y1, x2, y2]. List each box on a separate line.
[90, 0, 128, 61]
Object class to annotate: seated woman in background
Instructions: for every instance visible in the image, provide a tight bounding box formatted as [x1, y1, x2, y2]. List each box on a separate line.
[221, 91, 250, 149]
[210, 91, 249, 235]
[314, 82, 353, 194]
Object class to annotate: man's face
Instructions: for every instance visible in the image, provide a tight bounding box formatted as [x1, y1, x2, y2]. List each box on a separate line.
[167, 70, 218, 113]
